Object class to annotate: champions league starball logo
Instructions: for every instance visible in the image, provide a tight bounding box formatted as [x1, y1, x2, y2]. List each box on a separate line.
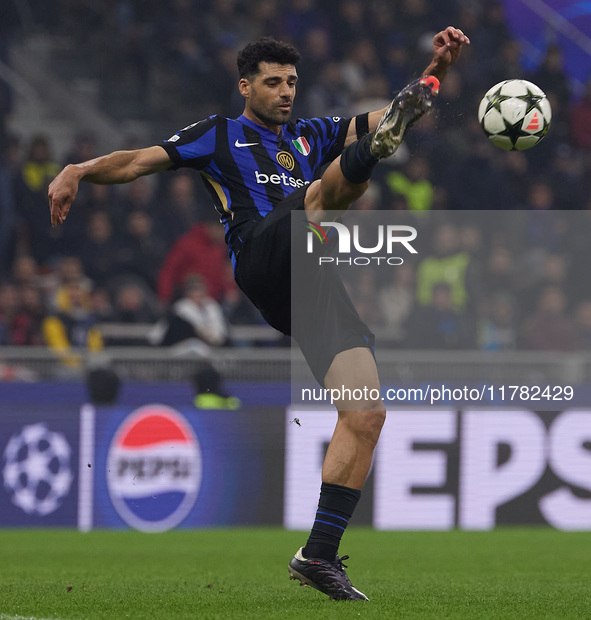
[2, 423, 74, 516]
[107, 405, 202, 532]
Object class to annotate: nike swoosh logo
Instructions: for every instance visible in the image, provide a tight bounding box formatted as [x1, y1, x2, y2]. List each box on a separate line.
[235, 139, 259, 148]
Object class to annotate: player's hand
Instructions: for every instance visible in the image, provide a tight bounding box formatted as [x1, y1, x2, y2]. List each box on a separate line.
[48, 166, 80, 227]
[433, 26, 470, 67]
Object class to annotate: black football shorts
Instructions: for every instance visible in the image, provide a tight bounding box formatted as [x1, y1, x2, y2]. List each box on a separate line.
[234, 187, 375, 385]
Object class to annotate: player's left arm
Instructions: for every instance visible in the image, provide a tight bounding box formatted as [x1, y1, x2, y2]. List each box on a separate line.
[345, 26, 470, 146]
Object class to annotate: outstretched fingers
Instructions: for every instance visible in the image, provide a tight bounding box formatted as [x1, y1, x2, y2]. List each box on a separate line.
[48, 191, 70, 228]
[48, 169, 79, 228]
[445, 26, 470, 46]
[433, 25, 470, 65]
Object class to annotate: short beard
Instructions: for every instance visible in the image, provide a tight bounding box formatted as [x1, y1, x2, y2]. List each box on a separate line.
[251, 102, 291, 126]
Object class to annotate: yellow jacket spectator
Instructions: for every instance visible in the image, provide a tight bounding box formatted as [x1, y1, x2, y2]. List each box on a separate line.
[386, 157, 434, 211]
[416, 223, 470, 309]
[21, 135, 61, 193]
[42, 281, 103, 367]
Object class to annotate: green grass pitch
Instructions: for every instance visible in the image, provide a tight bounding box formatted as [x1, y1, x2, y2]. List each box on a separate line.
[1, 528, 590, 619]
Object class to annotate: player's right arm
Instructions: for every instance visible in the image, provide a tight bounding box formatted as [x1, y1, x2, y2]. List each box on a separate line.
[48, 145, 173, 227]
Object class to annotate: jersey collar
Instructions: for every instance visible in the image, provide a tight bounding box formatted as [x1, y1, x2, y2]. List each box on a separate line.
[237, 114, 286, 141]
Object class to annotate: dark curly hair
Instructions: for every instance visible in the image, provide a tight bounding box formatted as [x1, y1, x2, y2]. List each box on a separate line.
[237, 37, 301, 79]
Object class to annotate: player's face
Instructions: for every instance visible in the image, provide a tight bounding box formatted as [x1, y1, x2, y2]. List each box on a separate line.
[240, 62, 298, 129]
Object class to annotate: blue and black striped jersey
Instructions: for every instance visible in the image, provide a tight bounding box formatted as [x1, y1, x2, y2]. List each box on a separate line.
[160, 113, 351, 254]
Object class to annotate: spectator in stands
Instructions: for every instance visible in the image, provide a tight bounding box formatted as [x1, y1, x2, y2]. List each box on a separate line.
[152, 273, 238, 409]
[499, 150, 530, 209]
[365, 2, 396, 53]
[567, 212, 591, 306]
[89, 287, 115, 323]
[487, 38, 523, 86]
[348, 269, 382, 327]
[522, 253, 569, 316]
[248, 0, 282, 40]
[11, 255, 39, 290]
[20, 135, 61, 195]
[305, 61, 352, 119]
[547, 146, 585, 210]
[4, 133, 21, 176]
[156, 172, 201, 248]
[64, 174, 117, 216]
[530, 44, 571, 112]
[521, 285, 575, 351]
[385, 156, 434, 211]
[522, 182, 566, 265]
[281, 0, 326, 48]
[10, 285, 45, 346]
[446, 118, 513, 210]
[79, 210, 122, 287]
[62, 131, 98, 166]
[477, 292, 517, 351]
[86, 183, 116, 212]
[458, 222, 485, 312]
[378, 261, 416, 343]
[341, 39, 381, 99]
[42, 280, 103, 365]
[97, 280, 159, 346]
[382, 34, 412, 95]
[404, 282, 474, 349]
[530, 44, 571, 154]
[351, 74, 392, 119]
[206, 1, 250, 48]
[116, 210, 167, 291]
[156, 275, 228, 349]
[397, 0, 438, 58]
[207, 42, 245, 118]
[0, 283, 19, 345]
[526, 180, 556, 213]
[111, 281, 159, 324]
[290, 27, 333, 100]
[473, 2, 512, 69]
[158, 218, 233, 304]
[333, 0, 370, 57]
[220, 263, 264, 326]
[48, 256, 93, 312]
[15, 136, 73, 263]
[481, 245, 518, 301]
[119, 176, 158, 222]
[416, 223, 471, 310]
[569, 79, 591, 151]
[0, 1, 22, 144]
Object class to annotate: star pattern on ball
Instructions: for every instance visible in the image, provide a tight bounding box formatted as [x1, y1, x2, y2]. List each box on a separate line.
[478, 80, 551, 151]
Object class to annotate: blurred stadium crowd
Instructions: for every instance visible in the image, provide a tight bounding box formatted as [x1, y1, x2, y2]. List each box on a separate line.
[1, 0, 591, 355]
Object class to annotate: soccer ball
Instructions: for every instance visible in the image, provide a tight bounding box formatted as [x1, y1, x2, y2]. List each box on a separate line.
[478, 79, 551, 151]
[2, 423, 73, 516]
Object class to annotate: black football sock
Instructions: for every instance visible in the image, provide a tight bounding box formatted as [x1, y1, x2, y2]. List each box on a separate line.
[339, 133, 379, 184]
[303, 482, 361, 561]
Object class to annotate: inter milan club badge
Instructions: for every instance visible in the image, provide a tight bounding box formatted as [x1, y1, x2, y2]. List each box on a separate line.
[276, 151, 295, 171]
